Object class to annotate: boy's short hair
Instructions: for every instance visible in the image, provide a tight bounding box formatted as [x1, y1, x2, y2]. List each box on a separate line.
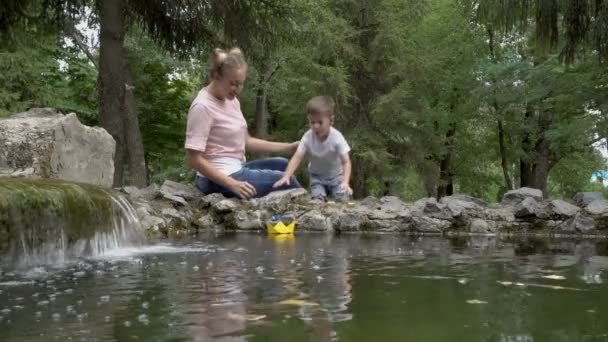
[306, 96, 335, 117]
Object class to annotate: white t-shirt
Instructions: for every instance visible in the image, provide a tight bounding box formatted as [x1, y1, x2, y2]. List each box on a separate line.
[297, 127, 351, 178]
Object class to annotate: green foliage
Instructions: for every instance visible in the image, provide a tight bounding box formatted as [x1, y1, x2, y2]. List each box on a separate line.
[2, 0, 608, 201]
[0, 23, 96, 119]
[125, 26, 202, 184]
[547, 149, 604, 199]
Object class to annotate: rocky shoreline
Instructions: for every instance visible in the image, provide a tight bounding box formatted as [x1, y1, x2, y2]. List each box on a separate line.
[126, 181, 608, 239]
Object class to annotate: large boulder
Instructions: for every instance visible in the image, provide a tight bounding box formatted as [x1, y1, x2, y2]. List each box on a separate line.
[573, 192, 604, 208]
[0, 108, 115, 187]
[502, 187, 543, 206]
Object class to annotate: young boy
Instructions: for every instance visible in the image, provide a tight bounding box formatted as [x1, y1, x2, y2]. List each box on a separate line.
[274, 96, 352, 200]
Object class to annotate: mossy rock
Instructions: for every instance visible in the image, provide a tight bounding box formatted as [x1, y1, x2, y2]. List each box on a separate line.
[0, 178, 115, 256]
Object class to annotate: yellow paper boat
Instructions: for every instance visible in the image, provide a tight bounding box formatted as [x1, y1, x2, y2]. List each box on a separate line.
[266, 221, 296, 234]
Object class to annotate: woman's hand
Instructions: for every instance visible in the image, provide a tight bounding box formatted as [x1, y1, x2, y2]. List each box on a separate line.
[228, 179, 257, 199]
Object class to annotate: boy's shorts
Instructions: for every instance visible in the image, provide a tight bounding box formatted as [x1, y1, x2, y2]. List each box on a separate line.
[310, 173, 352, 200]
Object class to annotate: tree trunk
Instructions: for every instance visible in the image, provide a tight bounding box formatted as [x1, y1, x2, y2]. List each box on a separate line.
[437, 124, 456, 198]
[497, 119, 513, 190]
[351, 156, 369, 199]
[123, 48, 147, 187]
[519, 105, 553, 194]
[254, 73, 269, 139]
[97, 0, 126, 187]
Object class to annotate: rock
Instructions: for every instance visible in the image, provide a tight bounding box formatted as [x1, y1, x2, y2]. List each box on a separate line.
[547, 200, 580, 219]
[162, 193, 188, 206]
[360, 196, 380, 207]
[585, 199, 608, 216]
[468, 219, 496, 234]
[135, 205, 151, 220]
[574, 192, 604, 208]
[514, 197, 540, 218]
[121, 186, 140, 196]
[0, 108, 115, 187]
[378, 196, 406, 212]
[212, 199, 239, 213]
[502, 187, 543, 206]
[367, 219, 403, 232]
[440, 193, 487, 207]
[257, 188, 309, 212]
[440, 195, 482, 217]
[127, 184, 161, 200]
[160, 180, 202, 201]
[194, 214, 215, 228]
[298, 210, 333, 231]
[196, 193, 226, 208]
[333, 212, 369, 232]
[230, 210, 267, 230]
[140, 215, 166, 231]
[410, 216, 451, 233]
[161, 208, 191, 227]
[559, 213, 596, 233]
[479, 208, 515, 222]
[414, 197, 442, 213]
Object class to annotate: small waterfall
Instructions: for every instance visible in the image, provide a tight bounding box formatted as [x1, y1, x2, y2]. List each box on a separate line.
[0, 178, 145, 268]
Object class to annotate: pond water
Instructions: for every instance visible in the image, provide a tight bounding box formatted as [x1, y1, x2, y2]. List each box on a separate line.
[1, 234, 607, 341]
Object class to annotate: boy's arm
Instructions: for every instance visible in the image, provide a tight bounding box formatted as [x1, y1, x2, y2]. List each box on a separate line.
[340, 153, 352, 188]
[284, 149, 305, 177]
[273, 146, 306, 188]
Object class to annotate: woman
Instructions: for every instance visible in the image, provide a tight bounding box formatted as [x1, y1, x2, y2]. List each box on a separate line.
[185, 47, 301, 199]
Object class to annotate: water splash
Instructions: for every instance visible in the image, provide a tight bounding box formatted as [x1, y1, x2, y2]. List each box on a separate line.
[0, 179, 146, 268]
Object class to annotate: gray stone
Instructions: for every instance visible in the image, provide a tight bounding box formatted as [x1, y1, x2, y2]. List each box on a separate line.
[468, 219, 496, 234]
[121, 186, 139, 196]
[194, 214, 215, 228]
[161, 208, 191, 227]
[502, 187, 543, 206]
[212, 199, 239, 213]
[440, 195, 482, 217]
[141, 215, 166, 231]
[547, 199, 580, 219]
[559, 213, 596, 233]
[162, 193, 188, 206]
[257, 188, 309, 212]
[334, 212, 369, 232]
[379, 196, 406, 211]
[360, 196, 380, 207]
[585, 199, 608, 216]
[574, 192, 604, 208]
[0, 108, 115, 187]
[231, 210, 266, 230]
[514, 197, 540, 218]
[440, 193, 487, 207]
[160, 180, 202, 201]
[480, 208, 515, 222]
[135, 206, 151, 220]
[410, 216, 451, 233]
[197, 193, 226, 208]
[413, 197, 444, 213]
[128, 183, 161, 200]
[298, 210, 332, 231]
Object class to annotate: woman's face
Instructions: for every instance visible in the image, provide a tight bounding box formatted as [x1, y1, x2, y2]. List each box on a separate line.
[217, 66, 247, 100]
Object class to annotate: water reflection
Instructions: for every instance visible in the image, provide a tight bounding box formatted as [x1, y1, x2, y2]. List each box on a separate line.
[1, 235, 608, 341]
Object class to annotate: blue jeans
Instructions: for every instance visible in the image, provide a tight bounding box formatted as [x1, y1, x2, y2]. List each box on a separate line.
[310, 173, 351, 200]
[195, 157, 301, 199]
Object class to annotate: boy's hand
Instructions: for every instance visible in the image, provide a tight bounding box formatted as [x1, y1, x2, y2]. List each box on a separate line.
[340, 182, 353, 195]
[273, 174, 292, 188]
